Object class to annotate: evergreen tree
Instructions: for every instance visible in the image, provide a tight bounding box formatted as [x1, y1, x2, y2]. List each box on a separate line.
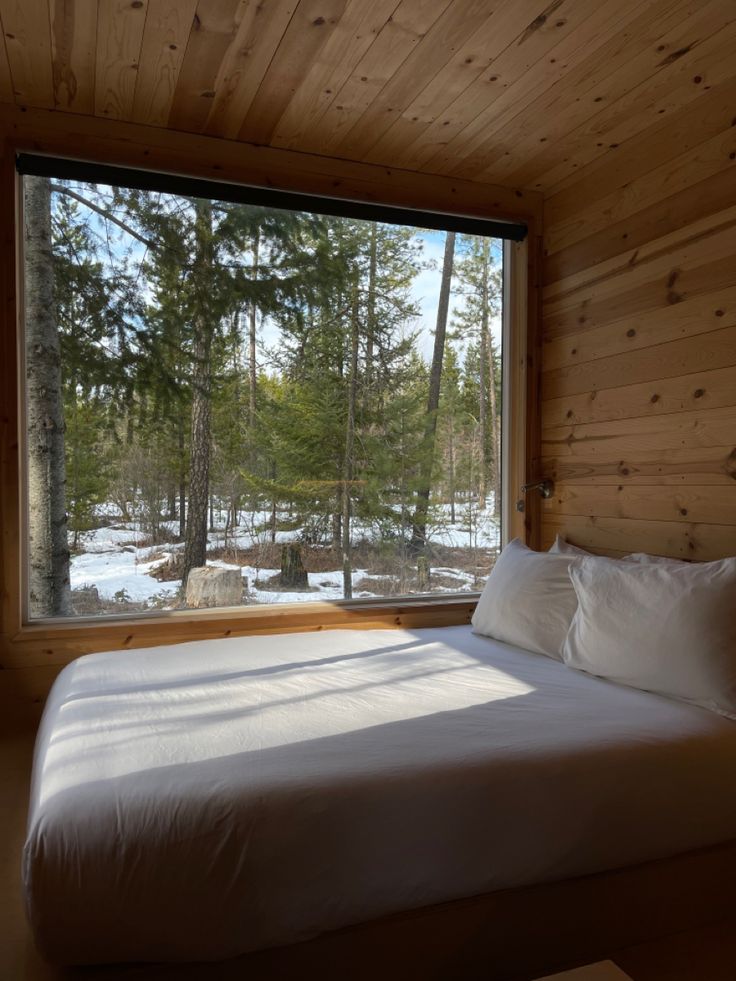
[411, 230, 456, 555]
[451, 235, 503, 516]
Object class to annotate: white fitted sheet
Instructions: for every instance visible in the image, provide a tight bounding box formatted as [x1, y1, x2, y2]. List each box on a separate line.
[23, 625, 736, 965]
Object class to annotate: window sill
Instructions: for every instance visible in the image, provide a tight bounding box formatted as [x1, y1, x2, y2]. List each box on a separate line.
[4, 594, 479, 668]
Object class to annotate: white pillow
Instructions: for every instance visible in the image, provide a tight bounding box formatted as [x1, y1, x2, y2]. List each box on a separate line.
[549, 535, 592, 558]
[562, 554, 736, 718]
[550, 534, 682, 565]
[626, 551, 688, 565]
[472, 538, 578, 659]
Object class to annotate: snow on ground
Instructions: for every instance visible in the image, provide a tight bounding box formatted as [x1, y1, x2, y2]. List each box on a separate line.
[71, 546, 179, 603]
[78, 526, 147, 552]
[425, 501, 500, 549]
[209, 562, 378, 604]
[71, 500, 498, 607]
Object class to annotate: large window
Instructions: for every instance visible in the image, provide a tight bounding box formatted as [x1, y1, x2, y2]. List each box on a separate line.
[21, 160, 521, 621]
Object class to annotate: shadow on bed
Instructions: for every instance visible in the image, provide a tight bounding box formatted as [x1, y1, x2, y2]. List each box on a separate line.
[24, 628, 736, 973]
[30, 720, 736, 964]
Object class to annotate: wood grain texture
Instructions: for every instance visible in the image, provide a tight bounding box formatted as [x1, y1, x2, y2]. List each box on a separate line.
[0, 0, 54, 108]
[511, 21, 736, 194]
[2, 597, 476, 668]
[0, 101, 542, 222]
[540, 513, 736, 561]
[542, 55, 736, 562]
[237, 0, 349, 146]
[131, 0, 198, 127]
[94, 0, 148, 119]
[203, 0, 298, 139]
[438, 0, 681, 181]
[333, 0, 494, 163]
[0, 1, 731, 196]
[301, 0, 452, 158]
[165, 0, 244, 133]
[477, 0, 736, 186]
[543, 363, 736, 429]
[269, 0, 398, 151]
[0, 148, 20, 660]
[0, 18, 12, 102]
[50, 0, 98, 113]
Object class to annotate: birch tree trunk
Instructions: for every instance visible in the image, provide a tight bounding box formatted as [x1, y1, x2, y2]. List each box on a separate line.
[488, 334, 501, 520]
[411, 230, 455, 554]
[25, 176, 73, 617]
[182, 200, 214, 589]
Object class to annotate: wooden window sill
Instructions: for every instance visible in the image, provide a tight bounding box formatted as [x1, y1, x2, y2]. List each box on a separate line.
[2, 595, 479, 669]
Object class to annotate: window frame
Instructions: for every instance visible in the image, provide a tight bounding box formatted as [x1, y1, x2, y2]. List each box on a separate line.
[0, 134, 540, 667]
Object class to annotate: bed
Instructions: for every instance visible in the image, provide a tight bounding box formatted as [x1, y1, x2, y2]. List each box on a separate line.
[23, 624, 736, 966]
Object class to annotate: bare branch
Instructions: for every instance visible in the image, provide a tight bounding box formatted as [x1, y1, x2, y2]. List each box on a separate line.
[50, 184, 160, 253]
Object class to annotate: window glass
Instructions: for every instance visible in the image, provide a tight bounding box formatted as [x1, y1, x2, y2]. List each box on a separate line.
[23, 174, 503, 619]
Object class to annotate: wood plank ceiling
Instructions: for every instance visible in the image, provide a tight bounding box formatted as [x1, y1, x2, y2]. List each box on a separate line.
[0, 0, 734, 194]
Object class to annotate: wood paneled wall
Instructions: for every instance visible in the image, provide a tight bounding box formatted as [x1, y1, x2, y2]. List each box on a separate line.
[540, 93, 736, 560]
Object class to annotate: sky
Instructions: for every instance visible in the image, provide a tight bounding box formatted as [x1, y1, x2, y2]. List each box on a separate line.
[255, 225, 504, 363]
[411, 229, 504, 360]
[55, 182, 503, 367]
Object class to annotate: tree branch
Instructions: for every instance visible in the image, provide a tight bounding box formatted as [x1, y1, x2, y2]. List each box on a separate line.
[50, 184, 161, 253]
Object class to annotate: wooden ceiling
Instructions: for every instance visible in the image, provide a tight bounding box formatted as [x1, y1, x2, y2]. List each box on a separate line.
[0, 0, 734, 194]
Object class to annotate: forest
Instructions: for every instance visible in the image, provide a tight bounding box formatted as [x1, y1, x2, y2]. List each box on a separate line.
[23, 175, 502, 619]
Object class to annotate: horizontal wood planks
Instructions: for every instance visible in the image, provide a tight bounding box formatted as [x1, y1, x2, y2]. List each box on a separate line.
[541, 63, 736, 560]
[0, 2, 733, 194]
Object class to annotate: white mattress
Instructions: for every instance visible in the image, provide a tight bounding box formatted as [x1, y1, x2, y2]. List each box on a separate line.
[24, 625, 736, 965]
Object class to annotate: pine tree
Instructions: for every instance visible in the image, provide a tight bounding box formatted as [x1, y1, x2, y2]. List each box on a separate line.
[451, 234, 503, 517]
[411, 230, 456, 555]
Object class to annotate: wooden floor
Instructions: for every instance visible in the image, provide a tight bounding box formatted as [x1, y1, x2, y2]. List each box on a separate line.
[3, 682, 736, 981]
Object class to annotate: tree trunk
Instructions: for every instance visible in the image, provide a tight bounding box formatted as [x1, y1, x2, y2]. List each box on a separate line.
[249, 226, 260, 428]
[488, 336, 501, 520]
[448, 413, 456, 524]
[25, 176, 73, 618]
[478, 239, 489, 509]
[342, 287, 360, 599]
[270, 461, 277, 543]
[363, 222, 377, 419]
[411, 230, 455, 554]
[178, 420, 186, 540]
[182, 199, 214, 588]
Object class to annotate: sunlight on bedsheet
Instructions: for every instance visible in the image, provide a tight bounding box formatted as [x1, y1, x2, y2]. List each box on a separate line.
[36, 635, 538, 806]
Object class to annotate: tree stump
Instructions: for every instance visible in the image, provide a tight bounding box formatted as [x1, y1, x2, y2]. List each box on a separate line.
[186, 567, 243, 608]
[280, 544, 308, 589]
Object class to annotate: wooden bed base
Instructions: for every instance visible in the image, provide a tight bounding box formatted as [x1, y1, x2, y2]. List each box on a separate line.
[55, 839, 736, 980]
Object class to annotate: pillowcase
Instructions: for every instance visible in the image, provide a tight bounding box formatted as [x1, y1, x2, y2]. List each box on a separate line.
[549, 535, 592, 558]
[471, 538, 578, 659]
[550, 534, 683, 565]
[562, 553, 736, 718]
[626, 551, 688, 566]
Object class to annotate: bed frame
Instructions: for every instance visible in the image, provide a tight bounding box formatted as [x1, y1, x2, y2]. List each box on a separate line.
[55, 839, 736, 980]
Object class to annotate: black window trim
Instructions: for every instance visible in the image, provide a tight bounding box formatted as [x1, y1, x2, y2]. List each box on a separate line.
[17, 152, 528, 242]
